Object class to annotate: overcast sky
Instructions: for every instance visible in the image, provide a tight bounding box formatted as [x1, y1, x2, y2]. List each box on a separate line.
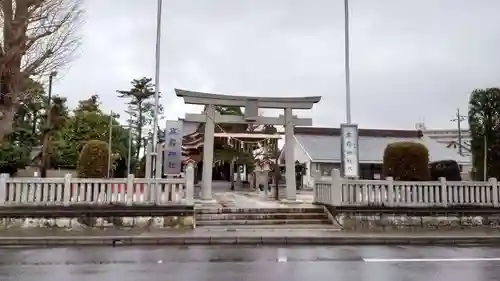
[54, 0, 500, 130]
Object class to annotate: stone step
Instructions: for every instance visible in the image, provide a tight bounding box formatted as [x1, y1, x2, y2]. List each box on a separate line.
[196, 219, 331, 226]
[196, 213, 328, 221]
[196, 207, 325, 214]
[198, 224, 339, 230]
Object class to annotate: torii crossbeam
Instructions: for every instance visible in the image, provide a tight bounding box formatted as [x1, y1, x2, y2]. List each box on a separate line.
[176, 89, 321, 202]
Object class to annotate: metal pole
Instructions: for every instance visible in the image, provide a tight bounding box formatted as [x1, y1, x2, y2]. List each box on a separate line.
[344, 0, 352, 124]
[125, 110, 133, 176]
[127, 125, 132, 176]
[41, 72, 56, 178]
[47, 74, 53, 125]
[151, 0, 163, 178]
[457, 109, 463, 156]
[107, 111, 113, 178]
[274, 139, 280, 200]
[484, 135, 487, 181]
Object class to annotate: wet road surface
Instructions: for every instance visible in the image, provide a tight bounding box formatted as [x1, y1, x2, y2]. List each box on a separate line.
[2, 246, 500, 280]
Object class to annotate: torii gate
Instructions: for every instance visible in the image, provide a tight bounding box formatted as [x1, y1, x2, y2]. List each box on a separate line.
[176, 89, 321, 202]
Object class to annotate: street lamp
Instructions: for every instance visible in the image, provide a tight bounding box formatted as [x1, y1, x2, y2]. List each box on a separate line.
[46, 71, 57, 129]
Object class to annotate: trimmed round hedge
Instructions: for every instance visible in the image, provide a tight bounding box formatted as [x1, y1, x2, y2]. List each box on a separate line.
[77, 140, 109, 178]
[382, 141, 430, 181]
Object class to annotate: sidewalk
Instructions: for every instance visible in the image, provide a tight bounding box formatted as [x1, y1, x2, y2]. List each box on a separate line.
[0, 228, 499, 246]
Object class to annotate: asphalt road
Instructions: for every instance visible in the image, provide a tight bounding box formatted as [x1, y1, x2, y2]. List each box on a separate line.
[2, 246, 500, 281]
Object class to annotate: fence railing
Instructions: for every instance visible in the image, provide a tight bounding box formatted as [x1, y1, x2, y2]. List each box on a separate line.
[314, 169, 499, 207]
[0, 164, 195, 206]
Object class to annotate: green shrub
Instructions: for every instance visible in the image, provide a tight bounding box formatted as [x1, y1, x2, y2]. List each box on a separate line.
[382, 141, 430, 181]
[430, 160, 462, 181]
[77, 140, 109, 178]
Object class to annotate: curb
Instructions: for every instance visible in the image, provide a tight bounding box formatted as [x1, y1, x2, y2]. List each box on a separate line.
[0, 235, 498, 246]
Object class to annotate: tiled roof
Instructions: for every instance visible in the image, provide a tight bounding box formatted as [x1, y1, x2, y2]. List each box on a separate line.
[295, 128, 470, 164]
[294, 126, 423, 138]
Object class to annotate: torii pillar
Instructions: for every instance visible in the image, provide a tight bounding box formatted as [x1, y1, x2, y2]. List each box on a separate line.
[176, 89, 321, 202]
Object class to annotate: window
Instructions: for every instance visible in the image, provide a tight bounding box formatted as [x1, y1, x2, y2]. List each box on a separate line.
[316, 162, 340, 177]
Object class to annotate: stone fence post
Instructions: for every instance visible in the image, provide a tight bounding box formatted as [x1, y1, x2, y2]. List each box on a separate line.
[331, 169, 342, 206]
[185, 163, 194, 203]
[386, 176, 394, 207]
[0, 173, 9, 205]
[63, 173, 72, 205]
[127, 174, 134, 205]
[439, 177, 447, 207]
[490, 177, 498, 207]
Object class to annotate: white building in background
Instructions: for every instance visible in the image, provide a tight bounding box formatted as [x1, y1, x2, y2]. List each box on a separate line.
[280, 127, 471, 188]
[416, 122, 472, 157]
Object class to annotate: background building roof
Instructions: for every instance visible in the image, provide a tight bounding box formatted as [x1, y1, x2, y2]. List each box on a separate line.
[294, 127, 423, 138]
[293, 127, 470, 164]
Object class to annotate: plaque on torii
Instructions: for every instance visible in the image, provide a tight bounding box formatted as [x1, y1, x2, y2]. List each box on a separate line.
[176, 89, 321, 202]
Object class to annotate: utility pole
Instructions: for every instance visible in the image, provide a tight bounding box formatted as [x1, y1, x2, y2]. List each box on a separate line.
[40, 71, 57, 178]
[450, 108, 466, 156]
[127, 127, 133, 176]
[484, 136, 488, 181]
[107, 111, 113, 178]
[126, 111, 133, 176]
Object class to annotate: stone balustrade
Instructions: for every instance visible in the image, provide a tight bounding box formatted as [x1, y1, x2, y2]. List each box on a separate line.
[0, 164, 195, 206]
[314, 169, 499, 207]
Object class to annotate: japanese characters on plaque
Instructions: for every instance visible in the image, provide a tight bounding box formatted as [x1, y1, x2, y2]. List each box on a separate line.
[163, 120, 183, 175]
[340, 124, 359, 178]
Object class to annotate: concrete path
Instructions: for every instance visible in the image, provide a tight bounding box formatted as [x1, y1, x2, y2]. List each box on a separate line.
[206, 191, 316, 209]
[196, 180, 316, 209]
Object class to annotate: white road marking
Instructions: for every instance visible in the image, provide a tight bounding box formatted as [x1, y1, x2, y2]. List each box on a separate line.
[277, 256, 288, 262]
[364, 257, 500, 263]
[277, 248, 288, 262]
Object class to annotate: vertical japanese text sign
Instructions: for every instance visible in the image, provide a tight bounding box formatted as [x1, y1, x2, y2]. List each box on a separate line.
[340, 123, 359, 178]
[164, 120, 183, 175]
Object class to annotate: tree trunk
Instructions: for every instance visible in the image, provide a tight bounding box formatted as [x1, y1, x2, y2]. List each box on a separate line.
[230, 159, 235, 190]
[0, 103, 17, 142]
[236, 167, 242, 188]
[31, 111, 38, 136]
[40, 133, 51, 178]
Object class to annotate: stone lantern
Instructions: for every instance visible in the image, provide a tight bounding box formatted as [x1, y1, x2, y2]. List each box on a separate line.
[254, 160, 262, 172]
[182, 158, 197, 179]
[183, 157, 196, 168]
[182, 157, 197, 199]
[261, 159, 273, 197]
[251, 160, 261, 190]
[261, 159, 272, 172]
[254, 159, 272, 197]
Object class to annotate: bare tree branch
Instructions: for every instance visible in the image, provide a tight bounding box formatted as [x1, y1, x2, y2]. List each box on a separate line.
[0, 0, 83, 140]
[21, 0, 83, 77]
